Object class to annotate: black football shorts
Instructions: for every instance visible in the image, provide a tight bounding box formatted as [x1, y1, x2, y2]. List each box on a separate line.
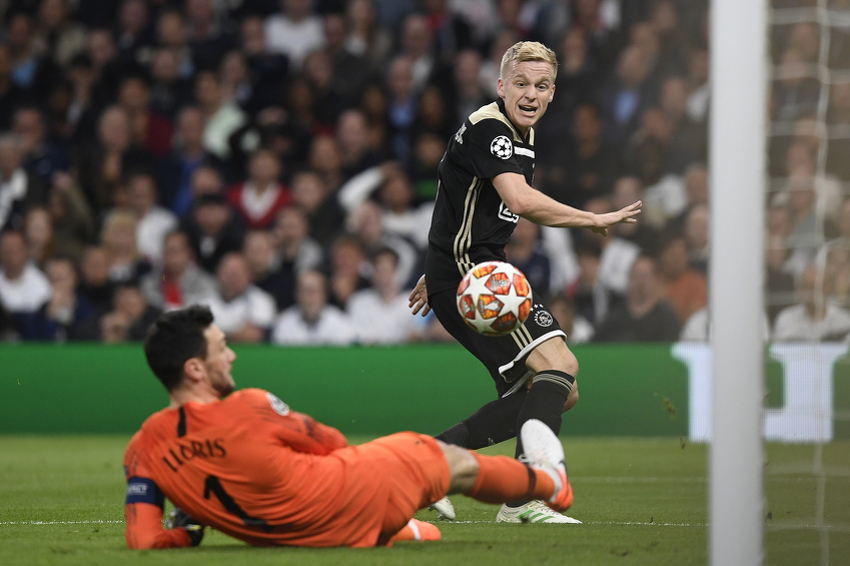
[428, 288, 567, 398]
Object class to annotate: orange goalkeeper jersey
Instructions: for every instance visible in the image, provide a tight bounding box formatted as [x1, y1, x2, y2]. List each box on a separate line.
[124, 388, 413, 548]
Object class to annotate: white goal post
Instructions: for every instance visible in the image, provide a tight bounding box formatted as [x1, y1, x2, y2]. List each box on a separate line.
[709, 0, 767, 564]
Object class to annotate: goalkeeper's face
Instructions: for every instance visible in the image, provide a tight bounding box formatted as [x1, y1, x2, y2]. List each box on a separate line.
[201, 324, 236, 397]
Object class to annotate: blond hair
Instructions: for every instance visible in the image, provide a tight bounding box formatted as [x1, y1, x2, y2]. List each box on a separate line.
[500, 41, 558, 81]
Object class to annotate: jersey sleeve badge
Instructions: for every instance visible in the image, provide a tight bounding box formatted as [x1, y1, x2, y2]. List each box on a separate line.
[490, 135, 513, 159]
[266, 392, 290, 416]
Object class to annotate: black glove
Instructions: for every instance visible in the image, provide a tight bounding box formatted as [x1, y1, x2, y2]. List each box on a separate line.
[165, 507, 205, 546]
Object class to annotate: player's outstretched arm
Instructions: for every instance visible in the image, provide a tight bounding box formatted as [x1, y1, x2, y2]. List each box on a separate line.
[408, 275, 431, 317]
[125, 499, 200, 549]
[493, 172, 641, 235]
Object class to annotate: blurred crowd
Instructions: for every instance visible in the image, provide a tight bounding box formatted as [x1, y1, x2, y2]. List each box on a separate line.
[0, 0, 847, 345]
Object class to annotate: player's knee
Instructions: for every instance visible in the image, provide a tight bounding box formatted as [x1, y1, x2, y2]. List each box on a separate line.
[438, 441, 479, 493]
[527, 339, 578, 377]
[563, 383, 579, 412]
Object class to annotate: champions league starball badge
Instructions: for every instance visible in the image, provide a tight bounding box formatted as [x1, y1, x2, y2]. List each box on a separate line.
[490, 135, 513, 159]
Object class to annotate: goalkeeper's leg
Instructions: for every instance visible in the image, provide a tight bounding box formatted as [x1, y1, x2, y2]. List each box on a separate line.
[437, 420, 572, 512]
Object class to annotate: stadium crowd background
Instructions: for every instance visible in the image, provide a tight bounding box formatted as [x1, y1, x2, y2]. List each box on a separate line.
[0, 0, 846, 346]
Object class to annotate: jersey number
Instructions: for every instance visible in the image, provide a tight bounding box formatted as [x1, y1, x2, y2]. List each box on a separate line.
[204, 475, 272, 533]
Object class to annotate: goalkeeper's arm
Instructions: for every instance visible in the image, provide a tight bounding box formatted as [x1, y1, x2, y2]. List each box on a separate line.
[125, 476, 205, 549]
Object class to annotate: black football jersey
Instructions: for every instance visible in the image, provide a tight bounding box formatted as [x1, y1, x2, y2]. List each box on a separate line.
[425, 98, 537, 295]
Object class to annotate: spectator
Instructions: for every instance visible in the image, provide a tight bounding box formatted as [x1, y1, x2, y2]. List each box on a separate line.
[0, 230, 52, 319]
[0, 134, 46, 233]
[290, 169, 345, 247]
[683, 202, 709, 273]
[611, 176, 657, 254]
[781, 166, 822, 280]
[140, 230, 217, 311]
[656, 233, 707, 324]
[97, 283, 163, 342]
[205, 252, 276, 343]
[541, 102, 618, 209]
[0, 44, 25, 131]
[348, 247, 418, 345]
[399, 14, 435, 92]
[156, 106, 227, 217]
[565, 237, 612, 328]
[773, 48, 820, 122]
[307, 134, 343, 191]
[264, 0, 325, 71]
[547, 292, 594, 344]
[386, 56, 418, 164]
[219, 50, 253, 110]
[271, 269, 356, 345]
[148, 48, 193, 119]
[337, 109, 381, 182]
[226, 148, 292, 230]
[13, 105, 68, 186]
[594, 255, 681, 342]
[773, 265, 850, 341]
[270, 206, 324, 309]
[766, 234, 796, 325]
[154, 11, 194, 79]
[115, 0, 153, 60]
[117, 75, 174, 158]
[505, 218, 551, 297]
[77, 245, 114, 314]
[446, 49, 489, 129]
[323, 12, 370, 103]
[343, 0, 393, 74]
[327, 234, 370, 310]
[597, 44, 653, 144]
[73, 105, 150, 216]
[20, 255, 97, 341]
[126, 172, 178, 264]
[377, 171, 432, 251]
[101, 209, 151, 284]
[46, 172, 95, 263]
[180, 192, 246, 274]
[23, 206, 55, 266]
[240, 16, 289, 113]
[6, 12, 61, 102]
[685, 49, 710, 124]
[584, 197, 640, 295]
[195, 70, 246, 159]
[185, 0, 235, 71]
[347, 200, 417, 289]
[242, 229, 288, 310]
[826, 81, 850, 182]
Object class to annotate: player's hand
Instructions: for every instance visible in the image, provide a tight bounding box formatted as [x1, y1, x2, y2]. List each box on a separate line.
[408, 275, 431, 317]
[165, 507, 205, 546]
[591, 200, 642, 237]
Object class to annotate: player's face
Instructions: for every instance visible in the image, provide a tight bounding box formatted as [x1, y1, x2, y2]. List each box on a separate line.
[497, 61, 556, 136]
[202, 324, 236, 397]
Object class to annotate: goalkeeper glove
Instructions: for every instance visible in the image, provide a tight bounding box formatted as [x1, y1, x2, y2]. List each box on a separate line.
[165, 507, 205, 546]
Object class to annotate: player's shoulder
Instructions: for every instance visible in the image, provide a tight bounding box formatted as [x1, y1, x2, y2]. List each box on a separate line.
[465, 102, 522, 143]
[224, 388, 291, 417]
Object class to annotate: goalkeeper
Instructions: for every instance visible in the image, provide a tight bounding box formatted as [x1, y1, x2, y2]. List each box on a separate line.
[124, 306, 571, 548]
[408, 41, 640, 523]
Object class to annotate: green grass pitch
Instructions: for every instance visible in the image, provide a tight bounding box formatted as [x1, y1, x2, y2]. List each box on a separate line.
[1, 436, 848, 566]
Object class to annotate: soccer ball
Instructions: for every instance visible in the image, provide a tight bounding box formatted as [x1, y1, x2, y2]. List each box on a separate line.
[456, 261, 532, 336]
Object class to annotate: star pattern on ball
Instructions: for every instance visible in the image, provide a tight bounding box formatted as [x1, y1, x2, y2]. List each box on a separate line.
[490, 135, 513, 159]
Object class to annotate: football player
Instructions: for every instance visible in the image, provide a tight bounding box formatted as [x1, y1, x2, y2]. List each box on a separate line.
[124, 305, 572, 548]
[409, 41, 640, 523]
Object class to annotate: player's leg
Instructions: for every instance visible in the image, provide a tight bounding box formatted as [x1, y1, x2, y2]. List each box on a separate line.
[435, 427, 571, 511]
[514, 336, 579, 459]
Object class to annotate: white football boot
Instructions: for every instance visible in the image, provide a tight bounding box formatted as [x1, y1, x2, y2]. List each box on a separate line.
[495, 419, 580, 524]
[429, 496, 456, 520]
